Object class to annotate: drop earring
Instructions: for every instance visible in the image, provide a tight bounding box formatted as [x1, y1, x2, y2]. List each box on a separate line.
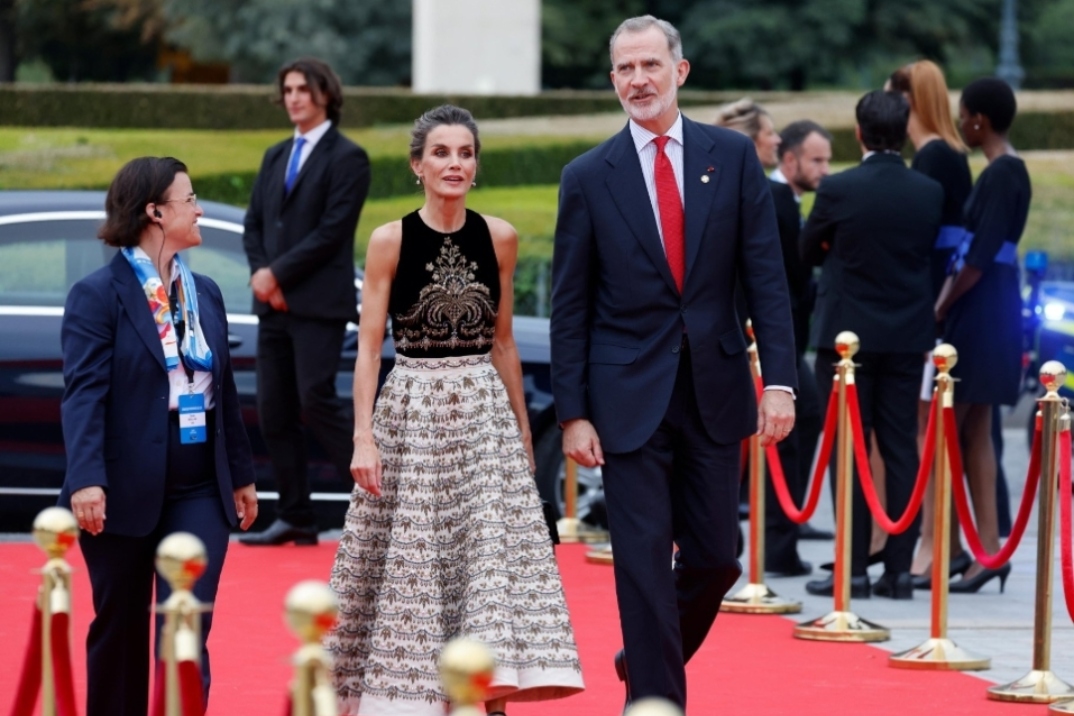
[416, 176, 422, 185]
[471, 181, 477, 187]
[974, 124, 980, 130]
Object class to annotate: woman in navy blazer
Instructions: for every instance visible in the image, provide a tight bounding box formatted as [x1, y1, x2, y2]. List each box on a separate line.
[59, 157, 258, 716]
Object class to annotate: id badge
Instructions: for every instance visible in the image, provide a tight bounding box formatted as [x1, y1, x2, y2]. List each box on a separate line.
[177, 392, 207, 444]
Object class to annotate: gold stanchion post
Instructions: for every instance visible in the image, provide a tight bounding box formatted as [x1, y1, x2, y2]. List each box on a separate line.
[989, 361, 1074, 703]
[155, 532, 209, 716]
[624, 697, 685, 715]
[32, 507, 79, 716]
[285, 581, 339, 716]
[889, 344, 989, 669]
[794, 331, 890, 642]
[722, 321, 801, 614]
[439, 637, 496, 716]
[558, 458, 582, 543]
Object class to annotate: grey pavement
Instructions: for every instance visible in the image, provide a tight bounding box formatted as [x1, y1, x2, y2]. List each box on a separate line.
[735, 391, 1074, 689]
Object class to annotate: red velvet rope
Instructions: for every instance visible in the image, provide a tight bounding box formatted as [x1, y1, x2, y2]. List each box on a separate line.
[948, 407, 1041, 569]
[1058, 428, 1074, 625]
[8, 604, 42, 716]
[178, 660, 205, 716]
[151, 661, 166, 716]
[765, 383, 839, 524]
[50, 611, 78, 716]
[845, 383, 933, 534]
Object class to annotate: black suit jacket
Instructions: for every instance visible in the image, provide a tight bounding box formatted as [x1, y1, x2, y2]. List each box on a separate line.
[770, 179, 813, 357]
[551, 117, 797, 453]
[800, 153, 943, 354]
[243, 125, 371, 322]
[59, 254, 255, 537]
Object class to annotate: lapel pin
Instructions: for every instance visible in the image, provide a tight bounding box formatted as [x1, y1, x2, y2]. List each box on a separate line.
[701, 175, 710, 183]
[706, 166, 715, 172]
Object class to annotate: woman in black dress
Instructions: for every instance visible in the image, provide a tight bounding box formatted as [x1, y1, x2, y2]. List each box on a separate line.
[936, 78, 1030, 593]
[887, 60, 974, 587]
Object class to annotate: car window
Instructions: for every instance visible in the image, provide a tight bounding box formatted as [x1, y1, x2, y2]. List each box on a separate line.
[0, 218, 112, 307]
[182, 226, 251, 315]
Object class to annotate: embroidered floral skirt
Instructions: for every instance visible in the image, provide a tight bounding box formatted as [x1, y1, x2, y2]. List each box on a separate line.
[326, 354, 584, 716]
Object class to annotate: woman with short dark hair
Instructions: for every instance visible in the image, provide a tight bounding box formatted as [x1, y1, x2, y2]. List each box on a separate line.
[325, 105, 584, 715]
[935, 77, 1030, 594]
[60, 156, 258, 715]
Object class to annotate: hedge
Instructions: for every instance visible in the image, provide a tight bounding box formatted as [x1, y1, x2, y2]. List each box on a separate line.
[0, 83, 756, 129]
[193, 141, 601, 205]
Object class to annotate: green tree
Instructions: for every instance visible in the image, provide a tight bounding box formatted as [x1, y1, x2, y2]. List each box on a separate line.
[542, 0, 645, 88]
[162, 0, 411, 85]
[1026, 0, 1074, 85]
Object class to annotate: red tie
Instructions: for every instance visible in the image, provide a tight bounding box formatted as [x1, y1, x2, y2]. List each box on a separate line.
[653, 135, 685, 292]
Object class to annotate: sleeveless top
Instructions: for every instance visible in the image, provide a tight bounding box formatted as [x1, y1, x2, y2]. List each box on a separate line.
[389, 209, 501, 358]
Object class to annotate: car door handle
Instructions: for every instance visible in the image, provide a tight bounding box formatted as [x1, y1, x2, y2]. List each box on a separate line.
[227, 334, 243, 348]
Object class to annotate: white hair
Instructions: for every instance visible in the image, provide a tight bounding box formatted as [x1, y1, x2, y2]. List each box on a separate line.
[609, 15, 684, 66]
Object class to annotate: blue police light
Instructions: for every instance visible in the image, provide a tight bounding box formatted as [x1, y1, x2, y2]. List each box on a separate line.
[1025, 250, 1048, 276]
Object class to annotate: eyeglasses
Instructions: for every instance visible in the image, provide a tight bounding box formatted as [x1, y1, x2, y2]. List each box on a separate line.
[162, 194, 199, 207]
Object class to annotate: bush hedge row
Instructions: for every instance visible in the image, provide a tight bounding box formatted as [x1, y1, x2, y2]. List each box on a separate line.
[188, 111, 1073, 206]
[0, 83, 755, 129]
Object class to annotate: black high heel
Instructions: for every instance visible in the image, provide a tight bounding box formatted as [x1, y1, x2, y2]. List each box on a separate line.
[912, 551, 974, 590]
[948, 562, 1011, 594]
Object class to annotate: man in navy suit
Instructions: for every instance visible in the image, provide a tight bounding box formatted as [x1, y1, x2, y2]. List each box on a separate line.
[240, 58, 371, 545]
[550, 15, 797, 709]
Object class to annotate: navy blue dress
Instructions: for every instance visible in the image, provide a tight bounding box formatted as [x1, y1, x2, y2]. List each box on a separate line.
[944, 155, 1031, 405]
[911, 139, 972, 298]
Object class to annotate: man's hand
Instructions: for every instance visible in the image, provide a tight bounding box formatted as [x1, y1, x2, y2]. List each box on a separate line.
[71, 486, 106, 536]
[268, 287, 289, 312]
[562, 419, 604, 468]
[757, 390, 795, 446]
[233, 484, 258, 530]
[250, 267, 279, 302]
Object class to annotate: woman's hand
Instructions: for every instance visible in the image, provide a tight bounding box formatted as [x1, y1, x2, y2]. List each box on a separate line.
[521, 429, 536, 474]
[71, 486, 106, 535]
[233, 484, 258, 530]
[351, 435, 383, 496]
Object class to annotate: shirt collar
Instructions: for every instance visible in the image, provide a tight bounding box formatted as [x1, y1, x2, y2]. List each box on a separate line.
[769, 167, 787, 184]
[629, 112, 684, 153]
[294, 119, 332, 147]
[862, 149, 900, 161]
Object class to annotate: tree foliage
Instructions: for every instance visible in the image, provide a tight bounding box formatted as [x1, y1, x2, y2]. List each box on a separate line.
[161, 0, 411, 85]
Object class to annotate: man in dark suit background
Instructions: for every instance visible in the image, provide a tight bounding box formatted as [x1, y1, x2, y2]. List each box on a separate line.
[550, 15, 797, 709]
[799, 90, 942, 599]
[240, 57, 371, 546]
[765, 120, 833, 577]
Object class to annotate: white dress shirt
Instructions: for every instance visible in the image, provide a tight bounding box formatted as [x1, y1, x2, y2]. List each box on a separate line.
[284, 119, 333, 179]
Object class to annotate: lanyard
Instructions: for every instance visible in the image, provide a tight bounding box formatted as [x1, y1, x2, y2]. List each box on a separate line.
[169, 280, 196, 387]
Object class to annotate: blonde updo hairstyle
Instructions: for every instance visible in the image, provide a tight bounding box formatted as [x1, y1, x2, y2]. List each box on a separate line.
[713, 98, 771, 140]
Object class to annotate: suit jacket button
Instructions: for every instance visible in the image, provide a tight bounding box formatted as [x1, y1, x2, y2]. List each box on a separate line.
[672, 345, 680, 354]
[275, 220, 283, 229]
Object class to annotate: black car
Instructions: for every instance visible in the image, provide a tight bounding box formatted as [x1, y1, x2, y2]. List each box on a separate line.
[0, 191, 603, 531]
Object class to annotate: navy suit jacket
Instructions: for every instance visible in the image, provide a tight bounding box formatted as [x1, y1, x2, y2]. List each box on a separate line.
[59, 253, 255, 537]
[550, 116, 797, 453]
[242, 125, 370, 322]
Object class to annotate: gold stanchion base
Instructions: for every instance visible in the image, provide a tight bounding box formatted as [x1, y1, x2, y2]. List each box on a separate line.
[1049, 697, 1074, 713]
[585, 544, 614, 565]
[557, 518, 610, 545]
[793, 610, 890, 642]
[888, 638, 990, 670]
[988, 670, 1074, 703]
[720, 583, 802, 614]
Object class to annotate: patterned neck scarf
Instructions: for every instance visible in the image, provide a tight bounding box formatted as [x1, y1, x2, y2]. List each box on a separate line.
[121, 246, 213, 374]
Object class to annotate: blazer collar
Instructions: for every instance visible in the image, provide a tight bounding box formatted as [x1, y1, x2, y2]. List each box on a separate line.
[109, 253, 168, 373]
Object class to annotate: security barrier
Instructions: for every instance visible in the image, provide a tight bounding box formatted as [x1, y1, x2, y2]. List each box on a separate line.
[8, 507, 79, 716]
[151, 533, 209, 716]
[282, 581, 339, 716]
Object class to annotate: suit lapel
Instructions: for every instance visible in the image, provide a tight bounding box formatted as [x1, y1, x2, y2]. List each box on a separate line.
[681, 117, 720, 289]
[282, 128, 337, 208]
[604, 125, 679, 295]
[110, 254, 168, 373]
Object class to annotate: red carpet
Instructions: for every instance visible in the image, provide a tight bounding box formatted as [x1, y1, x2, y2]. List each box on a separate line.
[0, 542, 1037, 715]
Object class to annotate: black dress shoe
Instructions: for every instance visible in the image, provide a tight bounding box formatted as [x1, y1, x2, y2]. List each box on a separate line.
[821, 551, 884, 572]
[805, 574, 870, 599]
[948, 563, 1011, 594]
[766, 559, 812, 578]
[614, 649, 630, 709]
[238, 519, 318, 546]
[798, 523, 834, 540]
[912, 551, 974, 590]
[872, 571, 914, 599]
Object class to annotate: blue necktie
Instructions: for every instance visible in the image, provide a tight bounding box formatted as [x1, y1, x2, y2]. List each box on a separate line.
[284, 137, 306, 194]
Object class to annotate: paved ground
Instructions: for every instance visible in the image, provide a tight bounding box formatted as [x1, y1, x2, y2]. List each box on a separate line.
[739, 391, 1074, 689]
